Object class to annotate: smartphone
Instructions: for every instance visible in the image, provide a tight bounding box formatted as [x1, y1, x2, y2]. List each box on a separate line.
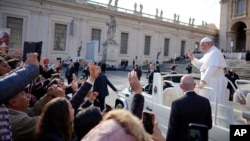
[188, 123, 208, 141]
[23, 41, 42, 61]
[105, 104, 112, 112]
[142, 111, 155, 134]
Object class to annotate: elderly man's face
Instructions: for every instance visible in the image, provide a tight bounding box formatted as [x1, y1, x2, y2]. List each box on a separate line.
[8, 91, 31, 112]
[200, 42, 211, 53]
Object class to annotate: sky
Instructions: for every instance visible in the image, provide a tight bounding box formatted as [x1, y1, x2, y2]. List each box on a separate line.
[90, 0, 221, 28]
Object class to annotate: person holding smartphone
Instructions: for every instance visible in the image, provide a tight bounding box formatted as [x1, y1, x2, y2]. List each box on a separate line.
[128, 71, 165, 141]
[166, 75, 212, 141]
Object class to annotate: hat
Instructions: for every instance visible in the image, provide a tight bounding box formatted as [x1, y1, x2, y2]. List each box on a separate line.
[200, 37, 212, 43]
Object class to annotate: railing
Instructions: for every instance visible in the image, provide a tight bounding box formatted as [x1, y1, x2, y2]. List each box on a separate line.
[195, 86, 218, 125]
[235, 79, 250, 101]
[87, 0, 108, 8]
[86, 0, 216, 31]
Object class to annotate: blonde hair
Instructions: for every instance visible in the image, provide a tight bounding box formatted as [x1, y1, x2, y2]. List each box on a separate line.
[103, 109, 151, 141]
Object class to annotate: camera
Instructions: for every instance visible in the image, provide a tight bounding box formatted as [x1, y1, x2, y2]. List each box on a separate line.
[188, 123, 208, 141]
[142, 111, 155, 134]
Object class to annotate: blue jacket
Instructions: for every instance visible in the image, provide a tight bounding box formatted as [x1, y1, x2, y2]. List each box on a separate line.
[0, 64, 39, 103]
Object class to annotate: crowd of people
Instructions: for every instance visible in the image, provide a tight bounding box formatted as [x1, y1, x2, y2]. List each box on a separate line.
[0, 33, 245, 141]
[0, 48, 165, 141]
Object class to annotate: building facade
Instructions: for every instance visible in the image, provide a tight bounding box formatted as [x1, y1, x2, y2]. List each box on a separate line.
[0, 0, 218, 65]
[219, 0, 250, 52]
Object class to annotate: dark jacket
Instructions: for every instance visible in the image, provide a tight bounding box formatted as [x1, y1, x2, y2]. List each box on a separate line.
[36, 130, 65, 141]
[93, 73, 117, 97]
[226, 71, 239, 89]
[170, 71, 181, 83]
[0, 64, 39, 103]
[70, 82, 93, 113]
[134, 67, 142, 80]
[166, 91, 212, 141]
[130, 94, 144, 119]
[65, 65, 75, 79]
[147, 70, 159, 84]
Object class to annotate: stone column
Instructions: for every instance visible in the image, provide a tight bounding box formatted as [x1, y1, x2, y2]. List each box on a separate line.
[245, 29, 250, 51]
[226, 31, 237, 51]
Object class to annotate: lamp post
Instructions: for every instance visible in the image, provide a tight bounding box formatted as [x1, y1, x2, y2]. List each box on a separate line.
[230, 40, 234, 59]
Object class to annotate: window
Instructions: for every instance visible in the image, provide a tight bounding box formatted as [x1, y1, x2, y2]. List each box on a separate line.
[91, 29, 101, 53]
[144, 36, 151, 55]
[120, 32, 128, 54]
[237, 0, 244, 15]
[180, 40, 186, 56]
[164, 38, 170, 56]
[6, 17, 23, 49]
[54, 23, 67, 51]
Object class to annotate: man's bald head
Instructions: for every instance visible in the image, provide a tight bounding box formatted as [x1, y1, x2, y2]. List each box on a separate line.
[180, 75, 195, 92]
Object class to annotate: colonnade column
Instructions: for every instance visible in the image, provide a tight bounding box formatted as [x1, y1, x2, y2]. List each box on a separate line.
[226, 31, 237, 51]
[245, 29, 250, 51]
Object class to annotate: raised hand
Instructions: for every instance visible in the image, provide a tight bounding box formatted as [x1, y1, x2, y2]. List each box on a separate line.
[53, 60, 60, 70]
[47, 84, 65, 98]
[10, 48, 22, 58]
[128, 70, 142, 94]
[87, 91, 99, 103]
[151, 121, 165, 141]
[25, 53, 39, 67]
[88, 63, 99, 81]
[186, 50, 194, 60]
[72, 73, 77, 82]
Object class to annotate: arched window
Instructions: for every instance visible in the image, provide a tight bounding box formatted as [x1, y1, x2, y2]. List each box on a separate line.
[237, 0, 244, 15]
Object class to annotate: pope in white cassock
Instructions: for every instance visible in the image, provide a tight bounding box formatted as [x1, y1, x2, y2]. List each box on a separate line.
[187, 37, 227, 104]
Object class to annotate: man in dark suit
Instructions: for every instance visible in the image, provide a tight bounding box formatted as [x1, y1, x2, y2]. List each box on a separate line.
[93, 66, 117, 111]
[147, 63, 160, 84]
[146, 63, 160, 94]
[227, 68, 239, 101]
[166, 75, 212, 141]
[65, 59, 75, 84]
[101, 62, 107, 74]
[74, 60, 80, 77]
[134, 64, 142, 80]
[170, 65, 181, 83]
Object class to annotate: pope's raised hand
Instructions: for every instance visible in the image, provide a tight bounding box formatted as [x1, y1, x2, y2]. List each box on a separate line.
[186, 50, 194, 60]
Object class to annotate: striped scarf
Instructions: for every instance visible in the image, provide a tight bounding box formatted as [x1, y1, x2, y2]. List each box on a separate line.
[0, 104, 12, 141]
